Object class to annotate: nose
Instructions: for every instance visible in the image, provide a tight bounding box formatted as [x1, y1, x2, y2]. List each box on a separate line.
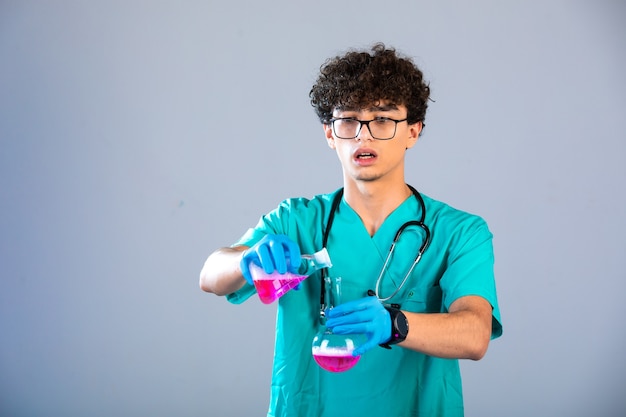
[355, 121, 374, 141]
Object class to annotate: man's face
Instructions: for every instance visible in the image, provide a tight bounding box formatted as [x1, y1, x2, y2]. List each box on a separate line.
[323, 102, 421, 183]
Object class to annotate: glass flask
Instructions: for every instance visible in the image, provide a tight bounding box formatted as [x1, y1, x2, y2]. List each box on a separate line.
[249, 248, 332, 304]
[311, 276, 366, 372]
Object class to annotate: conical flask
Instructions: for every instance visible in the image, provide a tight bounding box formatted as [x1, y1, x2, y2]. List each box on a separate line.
[311, 276, 366, 372]
[249, 248, 332, 304]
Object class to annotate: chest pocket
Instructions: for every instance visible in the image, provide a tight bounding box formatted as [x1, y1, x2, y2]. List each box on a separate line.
[400, 283, 443, 314]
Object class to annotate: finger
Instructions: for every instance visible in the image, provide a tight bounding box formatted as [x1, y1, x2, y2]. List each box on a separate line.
[269, 239, 288, 274]
[326, 298, 375, 318]
[325, 309, 374, 328]
[352, 340, 377, 357]
[285, 241, 301, 273]
[256, 245, 275, 274]
[328, 323, 369, 335]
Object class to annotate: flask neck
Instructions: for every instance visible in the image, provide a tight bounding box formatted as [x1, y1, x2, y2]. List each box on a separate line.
[300, 248, 332, 276]
[320, 276, 341, 325]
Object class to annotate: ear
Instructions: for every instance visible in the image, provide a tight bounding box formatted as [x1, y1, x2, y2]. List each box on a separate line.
[405, 121, 422, 149]
[323, 124, 336, 149]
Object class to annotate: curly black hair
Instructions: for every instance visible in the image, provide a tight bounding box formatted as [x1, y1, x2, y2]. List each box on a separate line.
[309, 43, 430, 129]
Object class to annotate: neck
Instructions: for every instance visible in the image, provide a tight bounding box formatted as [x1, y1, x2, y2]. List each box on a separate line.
[343, 181, 412, 236]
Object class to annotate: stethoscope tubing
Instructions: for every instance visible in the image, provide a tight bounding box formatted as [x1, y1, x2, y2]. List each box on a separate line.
[320, 185, 431, 313]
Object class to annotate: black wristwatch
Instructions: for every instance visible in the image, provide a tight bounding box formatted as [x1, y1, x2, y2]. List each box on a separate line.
[380, 306, 409, 349]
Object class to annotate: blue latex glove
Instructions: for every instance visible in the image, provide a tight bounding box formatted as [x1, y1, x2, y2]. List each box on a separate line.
[240, 234, 301, 286]
[325, 295, 391, 356]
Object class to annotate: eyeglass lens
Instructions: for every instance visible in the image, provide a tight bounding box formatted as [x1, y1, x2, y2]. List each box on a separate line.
[332, 119, 401, 140]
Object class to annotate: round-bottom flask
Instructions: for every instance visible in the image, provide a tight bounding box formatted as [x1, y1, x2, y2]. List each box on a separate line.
[311, 277, 366, 372]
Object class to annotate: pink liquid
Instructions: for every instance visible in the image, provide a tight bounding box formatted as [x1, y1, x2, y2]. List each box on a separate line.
[253, 274, 307, 304]
[312, 347, 361, 372]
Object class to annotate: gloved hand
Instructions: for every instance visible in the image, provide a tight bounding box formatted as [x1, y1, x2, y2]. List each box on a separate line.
[240, 234, 301, 286]
[325, 295, 391, 356]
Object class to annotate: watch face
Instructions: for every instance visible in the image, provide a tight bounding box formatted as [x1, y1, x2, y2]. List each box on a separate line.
[383, 307, 408, 346]
[394, 311, 408, 338]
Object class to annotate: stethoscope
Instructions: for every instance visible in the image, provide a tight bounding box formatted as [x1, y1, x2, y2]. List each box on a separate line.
[319, 184, 431, 315]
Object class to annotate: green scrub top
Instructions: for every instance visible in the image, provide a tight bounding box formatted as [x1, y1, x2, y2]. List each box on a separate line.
[227, 189, 502, 417]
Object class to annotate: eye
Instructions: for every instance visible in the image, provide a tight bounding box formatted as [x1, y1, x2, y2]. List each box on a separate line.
[373, 117, 393, 125]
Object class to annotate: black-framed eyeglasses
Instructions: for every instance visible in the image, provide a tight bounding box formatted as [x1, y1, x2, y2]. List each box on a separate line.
[329, 117, 408, 140]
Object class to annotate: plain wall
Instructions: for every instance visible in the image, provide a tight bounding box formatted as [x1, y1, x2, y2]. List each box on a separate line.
[1, 1, 625, 416]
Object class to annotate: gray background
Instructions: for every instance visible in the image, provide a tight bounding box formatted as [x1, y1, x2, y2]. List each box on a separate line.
[1, 1, 624, 416]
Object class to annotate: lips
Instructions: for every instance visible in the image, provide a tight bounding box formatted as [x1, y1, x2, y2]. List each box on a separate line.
[354, 148, 377, 159]
[353, 148, 378, 165]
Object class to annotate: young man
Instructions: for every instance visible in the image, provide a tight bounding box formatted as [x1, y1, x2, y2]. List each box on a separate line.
[199, 43, 502, 417]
